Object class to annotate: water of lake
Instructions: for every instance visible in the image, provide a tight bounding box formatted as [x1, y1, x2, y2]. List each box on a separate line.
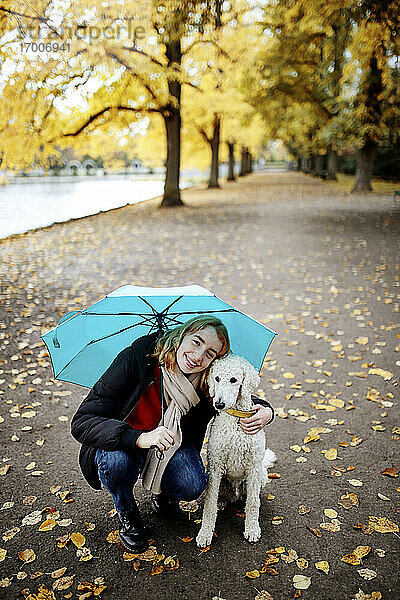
[0, 177, 172, 239]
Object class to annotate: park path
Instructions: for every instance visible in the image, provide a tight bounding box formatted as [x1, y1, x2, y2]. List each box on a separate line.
[0, 172, 399, 600]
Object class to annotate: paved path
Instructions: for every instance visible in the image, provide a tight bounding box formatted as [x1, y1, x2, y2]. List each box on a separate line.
[0, 172, 399, 600]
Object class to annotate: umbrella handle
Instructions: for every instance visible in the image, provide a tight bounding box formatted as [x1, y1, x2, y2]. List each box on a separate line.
[52, 310, 82, 348]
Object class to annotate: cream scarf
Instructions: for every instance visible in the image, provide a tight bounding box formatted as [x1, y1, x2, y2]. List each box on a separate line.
[141, 364, 201, 494]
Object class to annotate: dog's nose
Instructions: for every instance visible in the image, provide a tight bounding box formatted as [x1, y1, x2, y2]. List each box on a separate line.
[214, 398, 225, 410]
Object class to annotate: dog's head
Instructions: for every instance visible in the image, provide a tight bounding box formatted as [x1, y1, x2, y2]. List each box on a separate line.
[207, 354, 260, 411]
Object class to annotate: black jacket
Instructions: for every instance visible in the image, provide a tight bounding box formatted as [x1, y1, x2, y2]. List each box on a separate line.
[71, 333, 274, 490]
[70, 333, 215, 489]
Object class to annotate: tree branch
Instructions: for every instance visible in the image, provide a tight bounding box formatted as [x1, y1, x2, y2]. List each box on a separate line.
[48, 105, 162, 142]
[105, 50, 161, 103]
[183, 38, 234, 62]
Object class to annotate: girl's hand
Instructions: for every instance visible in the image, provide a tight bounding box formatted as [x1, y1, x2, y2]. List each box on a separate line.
[239, 405, 273, 435]
[136, 426, 175, 451]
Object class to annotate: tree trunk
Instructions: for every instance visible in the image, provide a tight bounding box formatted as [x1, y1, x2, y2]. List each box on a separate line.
[161, 39, 183, 207]
[351, 53, 382, 193]
[352, 138, 376, 192]
[327, 148, 338, 180]
[227, 142, 236, 181]
[247, 152, 253, 173]
[314, 155, 324, 177]
[208, 116, 220, 188]
[239, 146, 247, 176]
[306, 155, 313, 173]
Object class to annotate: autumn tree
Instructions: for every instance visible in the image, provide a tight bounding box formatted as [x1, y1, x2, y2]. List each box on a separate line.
[346, 0, 399, 192]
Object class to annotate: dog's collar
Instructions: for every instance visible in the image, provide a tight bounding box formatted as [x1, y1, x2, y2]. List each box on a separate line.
[225, 408, 257, 418]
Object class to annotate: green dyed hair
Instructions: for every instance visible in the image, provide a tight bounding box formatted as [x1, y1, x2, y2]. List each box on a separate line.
[153, 315, 230, 390]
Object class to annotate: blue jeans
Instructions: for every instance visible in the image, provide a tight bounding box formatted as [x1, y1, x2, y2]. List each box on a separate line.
[95, 441, 208, 513]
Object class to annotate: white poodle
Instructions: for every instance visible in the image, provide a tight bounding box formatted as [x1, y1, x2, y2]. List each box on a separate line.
[196, 354, 276, 548]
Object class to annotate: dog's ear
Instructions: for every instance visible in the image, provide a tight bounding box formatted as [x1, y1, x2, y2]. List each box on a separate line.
[241, 360, 260, 396]
[207, 364, 216, 397]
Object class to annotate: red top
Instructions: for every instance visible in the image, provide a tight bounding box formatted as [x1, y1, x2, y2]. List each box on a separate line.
[126, 363, 162, 431]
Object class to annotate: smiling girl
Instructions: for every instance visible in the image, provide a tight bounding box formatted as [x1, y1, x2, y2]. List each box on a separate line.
[71, 316, 273, 553]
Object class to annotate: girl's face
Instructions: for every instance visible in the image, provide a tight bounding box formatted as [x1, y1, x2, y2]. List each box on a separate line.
[176, 326, 223, 375]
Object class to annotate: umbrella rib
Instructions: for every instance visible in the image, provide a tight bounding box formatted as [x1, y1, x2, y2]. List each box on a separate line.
[55, 318, 157, 378]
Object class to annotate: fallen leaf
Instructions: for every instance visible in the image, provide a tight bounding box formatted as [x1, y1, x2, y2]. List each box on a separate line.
[348, 479, 363, 487]
[315, 560, 329, 574]
[52, 575, 74, 590]
[381, 466, 399, 478]
[298, 505, 311, 515]
[254, 592, 274, 600]
[320, 522, 341, 532]
[2, 527, 20, 541]
[342, 546, 371, 565]
[0, 549, 7, 562]
[324, 509, 338, 519]
[352, 589, 382, 600]
[150, 564, 163, 576]
[368, 516, 399, 533]
[368, 368, 393, 380]
[293, 574, 311, 590]
[246, 570, 261, 579]
[106, 530, 119, 544]
[0, 465, 11, 476]
[296, 558, 308, 570]
[50, 568, 67, 578]
[306, 526, 322, 537]
[338, 493, 359, 509]
[70, 532, 85, 548]
[77, 547, 93, 561]
[358, 569, 377, 580]
[38, 518, 57, 532]
[322, 448, 338, 460]
[18, 548, 36, 563]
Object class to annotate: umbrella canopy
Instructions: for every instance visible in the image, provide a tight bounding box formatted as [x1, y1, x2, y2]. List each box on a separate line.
[42, 285, 277, 388]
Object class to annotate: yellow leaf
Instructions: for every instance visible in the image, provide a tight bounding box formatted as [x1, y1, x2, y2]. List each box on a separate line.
[150, 565, 163, 576]
[368, 368, 393, 381]
[290, 445, 302, 453]
[355, 337, 368, 345]
[106, 530, 119, 544]
[322, 448, 338, 460]
[50, 568, 67, 578]
[283, 372, 295, 379]
[329, 398, 344, 408]
[338, 493, 359, 509]
[315, 561, 329, 574]
[0, 549, 7, 562]
[324, 509, 337, 519]
[18, 548, 36, 563]
[368, 516, 399, 533]
[320, 522, 341, 532]
[246, 570, 260, 579]
[372, 425, 385, 431]
[70, 532, 85, 549]
[38, 518, 57, 532]
[342, 546, 371, 565]
[52, 576, 74, 591]
[296, 558, 308, 570]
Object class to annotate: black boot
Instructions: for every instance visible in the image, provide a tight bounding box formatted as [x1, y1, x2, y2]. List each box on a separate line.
[151, 493, 178, 518]
[118, 503, 149, 553]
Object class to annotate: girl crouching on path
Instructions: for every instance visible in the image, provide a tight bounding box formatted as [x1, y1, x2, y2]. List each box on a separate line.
[71, 316, 274, 553]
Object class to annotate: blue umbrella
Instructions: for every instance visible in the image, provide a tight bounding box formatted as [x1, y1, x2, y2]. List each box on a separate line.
[42, 284, 277, 388]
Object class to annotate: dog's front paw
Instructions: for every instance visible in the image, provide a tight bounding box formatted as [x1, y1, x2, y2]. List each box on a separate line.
[244, 524, 261, 543]
[196, 528, 213, 548]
